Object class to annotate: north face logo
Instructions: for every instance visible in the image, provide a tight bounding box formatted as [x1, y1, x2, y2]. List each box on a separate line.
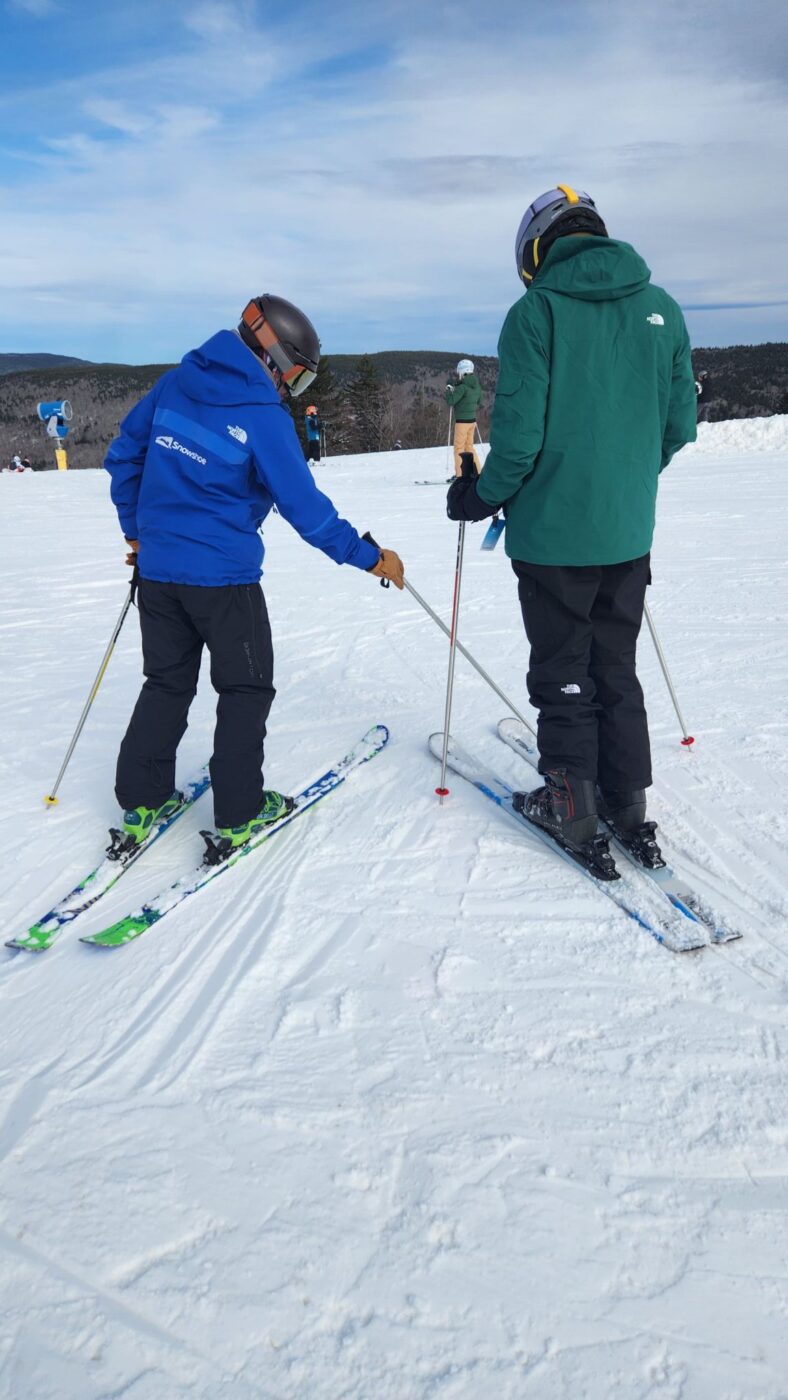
[646, 313, 665, 326]
[227, 424, 248, 444]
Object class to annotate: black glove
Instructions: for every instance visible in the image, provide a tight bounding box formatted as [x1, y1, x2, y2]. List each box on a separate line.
[446, 476, 500, 522]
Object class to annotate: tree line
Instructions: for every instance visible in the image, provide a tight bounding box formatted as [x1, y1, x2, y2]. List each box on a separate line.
[1, 343, 785, 469]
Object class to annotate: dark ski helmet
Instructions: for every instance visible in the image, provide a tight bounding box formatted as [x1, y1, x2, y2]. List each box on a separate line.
[515, 184, 607, 285]
[239, 294, 320, 396]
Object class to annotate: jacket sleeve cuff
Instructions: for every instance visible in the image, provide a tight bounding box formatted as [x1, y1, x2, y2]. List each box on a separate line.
[353, 537, 381, 571]
[119, 512, 138, 538]
[476, 473, 504, 508]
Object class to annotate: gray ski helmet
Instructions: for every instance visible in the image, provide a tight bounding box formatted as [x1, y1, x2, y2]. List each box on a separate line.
[239, 294, 320, 396]
[515, 184, 606, 284]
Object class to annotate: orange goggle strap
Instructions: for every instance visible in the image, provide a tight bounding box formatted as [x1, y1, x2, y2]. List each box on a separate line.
[241, 300, 313, 387]
[242, 300, 278, 353]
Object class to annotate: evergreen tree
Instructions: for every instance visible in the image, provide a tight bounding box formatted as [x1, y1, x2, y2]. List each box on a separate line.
[345, 354, 392, 454]
[310, 354, 351, 456]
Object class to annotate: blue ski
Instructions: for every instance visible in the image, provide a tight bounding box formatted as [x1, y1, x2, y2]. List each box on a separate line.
[6, 766, 212, 953]
[81, 726, 389, 948]
[430, 731, 708, 952]
[496, 717, 741, 944]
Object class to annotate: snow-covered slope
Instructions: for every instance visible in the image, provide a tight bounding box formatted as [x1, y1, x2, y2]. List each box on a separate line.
[1, 420, 787, 1399]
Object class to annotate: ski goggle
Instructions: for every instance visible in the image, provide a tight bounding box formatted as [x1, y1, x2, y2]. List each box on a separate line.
[242, 301, 318, 397]
[275, 360, 316, 397]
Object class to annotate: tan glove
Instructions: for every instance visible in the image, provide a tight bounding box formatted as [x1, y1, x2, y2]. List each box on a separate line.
[367, 547, 405, 590]
[125, 538, 140, 566]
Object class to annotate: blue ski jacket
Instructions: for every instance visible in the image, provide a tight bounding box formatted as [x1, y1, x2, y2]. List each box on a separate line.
[104, 331, 378, 586]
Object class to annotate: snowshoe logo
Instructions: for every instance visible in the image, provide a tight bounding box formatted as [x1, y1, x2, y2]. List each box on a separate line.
[227, 424, 247, 444]
[154, 434, 207, 466]
[561, 683, 581, 694]
[646, 313, 665, 326]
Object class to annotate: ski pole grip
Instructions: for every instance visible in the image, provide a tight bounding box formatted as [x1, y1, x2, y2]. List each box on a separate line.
[362, 530, 390, 589]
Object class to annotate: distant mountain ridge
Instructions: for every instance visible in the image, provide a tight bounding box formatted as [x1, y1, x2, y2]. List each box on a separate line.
[0, 352, 94, 376]
[1, 343, 785, 468]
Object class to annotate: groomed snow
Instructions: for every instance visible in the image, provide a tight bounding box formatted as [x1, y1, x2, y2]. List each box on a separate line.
[1, 419, 787, 1399]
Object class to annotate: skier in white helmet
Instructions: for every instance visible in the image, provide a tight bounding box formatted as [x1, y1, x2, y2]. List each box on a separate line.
[444, 358, 483, 476]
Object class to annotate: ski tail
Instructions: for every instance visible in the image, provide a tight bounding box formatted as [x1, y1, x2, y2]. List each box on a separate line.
[495, 716, 741, 945]
[80, 726, 389, 949]
[430, 730, 708, 953]
[6, 766, 212, 953]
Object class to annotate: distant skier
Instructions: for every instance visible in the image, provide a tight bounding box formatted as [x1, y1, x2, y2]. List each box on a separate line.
[695, 369, 711, 422]
[445, 359, 482, 476]
[304, 404, 322, 464]
[105, 294, 404, 858]
[446, 184, 697, 873]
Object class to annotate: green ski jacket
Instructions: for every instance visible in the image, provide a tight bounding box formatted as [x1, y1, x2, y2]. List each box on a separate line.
[445, 372, 483, 421]
[477, 236, 697, 565]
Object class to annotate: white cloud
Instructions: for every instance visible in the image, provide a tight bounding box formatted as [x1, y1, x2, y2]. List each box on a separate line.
[183, 0, 255, 40]
[82, 100, 151, 137]
[9, 0, 55, 15]
[0, 2, 785, 358]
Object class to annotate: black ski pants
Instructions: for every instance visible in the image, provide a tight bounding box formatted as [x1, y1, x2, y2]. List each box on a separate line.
[116, 579, 275, 828]
[512, 555, 652, 794]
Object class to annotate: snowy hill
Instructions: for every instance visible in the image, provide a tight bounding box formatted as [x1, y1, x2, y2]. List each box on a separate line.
[1, 420, 787, 1398]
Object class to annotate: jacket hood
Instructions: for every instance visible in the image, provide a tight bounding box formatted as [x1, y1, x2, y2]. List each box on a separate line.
[460, 372, 481, 388]
[534, 236, 651, 302]
[176, 329, 280, 407]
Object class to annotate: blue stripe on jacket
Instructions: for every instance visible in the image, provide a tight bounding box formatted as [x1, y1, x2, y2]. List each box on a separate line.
[104, 331, 378, 586]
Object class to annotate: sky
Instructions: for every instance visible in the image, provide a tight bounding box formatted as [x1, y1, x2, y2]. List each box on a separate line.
[0, 0, 786, 363]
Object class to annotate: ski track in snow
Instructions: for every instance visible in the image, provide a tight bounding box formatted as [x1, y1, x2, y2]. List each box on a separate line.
[0, 424, 787, 1399]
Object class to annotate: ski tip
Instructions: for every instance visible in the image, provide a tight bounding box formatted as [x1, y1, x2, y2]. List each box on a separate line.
[361, 723, 390, 747]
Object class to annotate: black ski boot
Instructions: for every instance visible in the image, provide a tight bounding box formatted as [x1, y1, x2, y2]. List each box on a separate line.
[598, 789, 666, 870]
[513, 770, 619, 882]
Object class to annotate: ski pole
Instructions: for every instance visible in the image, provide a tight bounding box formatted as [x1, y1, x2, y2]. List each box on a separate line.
[643, 600, 695, 748]
[44, 572, 136, 805]
[403, 578, 535, 735]
[362, 533, 535, 736]
[446, 407, 454, 478]
[435, 455, 480, 802]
